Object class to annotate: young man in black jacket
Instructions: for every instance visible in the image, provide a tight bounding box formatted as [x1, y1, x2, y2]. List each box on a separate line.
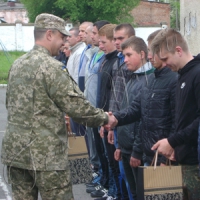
[151, 28, 200, 200]
[115, 36, 154, 200]
[93, 24, 120, 200]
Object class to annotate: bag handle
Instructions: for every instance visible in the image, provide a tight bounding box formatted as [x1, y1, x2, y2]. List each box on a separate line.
[65, 115, 87, 150]
[151, 150, 171, 170]
[65, 115, 76, 137]
[65, 115, 87, 137]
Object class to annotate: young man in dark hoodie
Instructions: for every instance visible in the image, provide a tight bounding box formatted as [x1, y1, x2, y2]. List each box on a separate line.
[151, 28, 200, 200]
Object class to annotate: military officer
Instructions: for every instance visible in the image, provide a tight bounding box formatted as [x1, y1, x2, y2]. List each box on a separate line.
[1, 13, 109, 200]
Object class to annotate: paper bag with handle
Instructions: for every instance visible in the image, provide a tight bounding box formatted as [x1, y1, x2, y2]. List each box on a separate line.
[65, 115, 91, 184]
[66, 115, 88, 159]
[137, 150, 183, 200]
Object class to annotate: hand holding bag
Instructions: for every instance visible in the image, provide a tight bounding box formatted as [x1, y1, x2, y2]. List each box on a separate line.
[137, 150, 183, 200]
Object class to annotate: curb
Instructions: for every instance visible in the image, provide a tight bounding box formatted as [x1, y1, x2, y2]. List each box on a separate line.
[0, 84, 7, 88]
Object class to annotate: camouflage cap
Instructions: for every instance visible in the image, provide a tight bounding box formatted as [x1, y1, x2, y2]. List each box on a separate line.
[34, 13, 70, 36]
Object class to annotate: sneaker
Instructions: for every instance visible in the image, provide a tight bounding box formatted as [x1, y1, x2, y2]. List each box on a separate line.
[94, 193, 108, 200]
[91, 165, 99, 172]
[85, 182, 99, 188]
[92, 171, 101, 182]
[86, 171, 101, 185]
[86, 184, 103, 193]
[92, 171, 100, 178]
[90, 188, 108, 198]
[106, 196, 116, 200]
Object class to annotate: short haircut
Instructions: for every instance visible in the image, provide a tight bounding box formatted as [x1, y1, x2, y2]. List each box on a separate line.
[81, 21, 93, 27]
[114, 23, 135, 37]
[99, 24, 117, 41]
[147, 29, 162, 43]
[86, 24, 93, 33]
[151, 28, 189, 55]
[34, 28, 56, 40]
[93, 20, 110, 31]
[121, 36, 148, 60]
[69, 27, 79, 36]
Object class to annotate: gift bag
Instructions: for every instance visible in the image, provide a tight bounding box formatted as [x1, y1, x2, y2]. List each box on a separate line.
[66, 116, 92, 184]
[137, 150, 183, 200]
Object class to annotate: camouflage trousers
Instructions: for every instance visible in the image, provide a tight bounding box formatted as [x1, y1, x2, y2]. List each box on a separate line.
[7, 166, 74, 200]
[182, 165, 200, 200]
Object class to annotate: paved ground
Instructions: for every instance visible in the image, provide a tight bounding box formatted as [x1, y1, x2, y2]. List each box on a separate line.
[0, 87, 94, 200]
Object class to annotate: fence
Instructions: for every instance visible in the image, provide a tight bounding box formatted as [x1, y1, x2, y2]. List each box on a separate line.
[0, 22, 160, 52]
[0, 22, 160, 83]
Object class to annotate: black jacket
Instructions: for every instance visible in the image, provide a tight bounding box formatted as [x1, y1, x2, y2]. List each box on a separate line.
[96, 50, 119, 111]
[114, 67, 178, 164]
[168, 54, 200, 165]
[117, 63, 154, 159]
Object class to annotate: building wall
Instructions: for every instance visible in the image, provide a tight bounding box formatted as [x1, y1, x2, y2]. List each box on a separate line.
[0, 23, 160, 52]
[0, 23, 34, 51]
[0, 9, 29, 23]
[180, 0, 199, 55]
[131, 1, 170, 27]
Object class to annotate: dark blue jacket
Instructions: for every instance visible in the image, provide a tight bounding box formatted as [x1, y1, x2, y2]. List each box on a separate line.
[114, 67, 178, 164]
[117, 63, 154, 160]
[96, 50, 119, 111]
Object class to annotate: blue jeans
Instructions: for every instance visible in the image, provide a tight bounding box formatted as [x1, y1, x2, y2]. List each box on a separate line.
[121, 153, 137, 200]
[144, 162, 150, 167]
[107, 166, 117, 197]
[118, 160, 134, 200]
[114, 130, 133, 200]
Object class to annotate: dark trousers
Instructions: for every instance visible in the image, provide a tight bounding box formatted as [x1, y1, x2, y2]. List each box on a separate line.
[104, 132, 129, 199]
[121, 153, 138, 200]
[93, 128, 109, 188]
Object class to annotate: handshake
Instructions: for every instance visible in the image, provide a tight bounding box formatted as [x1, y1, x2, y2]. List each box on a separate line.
[104, 111, 118, 130]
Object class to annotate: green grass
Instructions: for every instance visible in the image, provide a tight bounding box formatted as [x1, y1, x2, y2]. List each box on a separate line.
[0, 51, 26, 84]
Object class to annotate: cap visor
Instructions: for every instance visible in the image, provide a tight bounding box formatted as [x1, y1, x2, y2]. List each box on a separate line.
[60, 29, 71, 36]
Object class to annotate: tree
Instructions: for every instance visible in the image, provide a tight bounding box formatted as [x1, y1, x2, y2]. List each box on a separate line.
[20, 0, 140, 24]
[169, 0, 180, 30]
[159, 0, 180, 29]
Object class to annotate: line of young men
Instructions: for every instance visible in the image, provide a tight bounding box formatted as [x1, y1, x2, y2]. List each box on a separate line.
[82, 24, 200, 200]
[65, 20, 200, 200]
[67, 19, 176, 200]
[96, 26, 178, 200]
[65, 21, 139, 200]
[65, 19, 176, 199]
[92, 23, 135, 200]
[106, 28, 200, 200]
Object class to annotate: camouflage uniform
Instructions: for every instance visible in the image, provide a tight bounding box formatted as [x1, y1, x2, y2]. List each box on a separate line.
[8, 166, 73, 200]
[1, 13, 108, 200]
[182, 165, 200, 200]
